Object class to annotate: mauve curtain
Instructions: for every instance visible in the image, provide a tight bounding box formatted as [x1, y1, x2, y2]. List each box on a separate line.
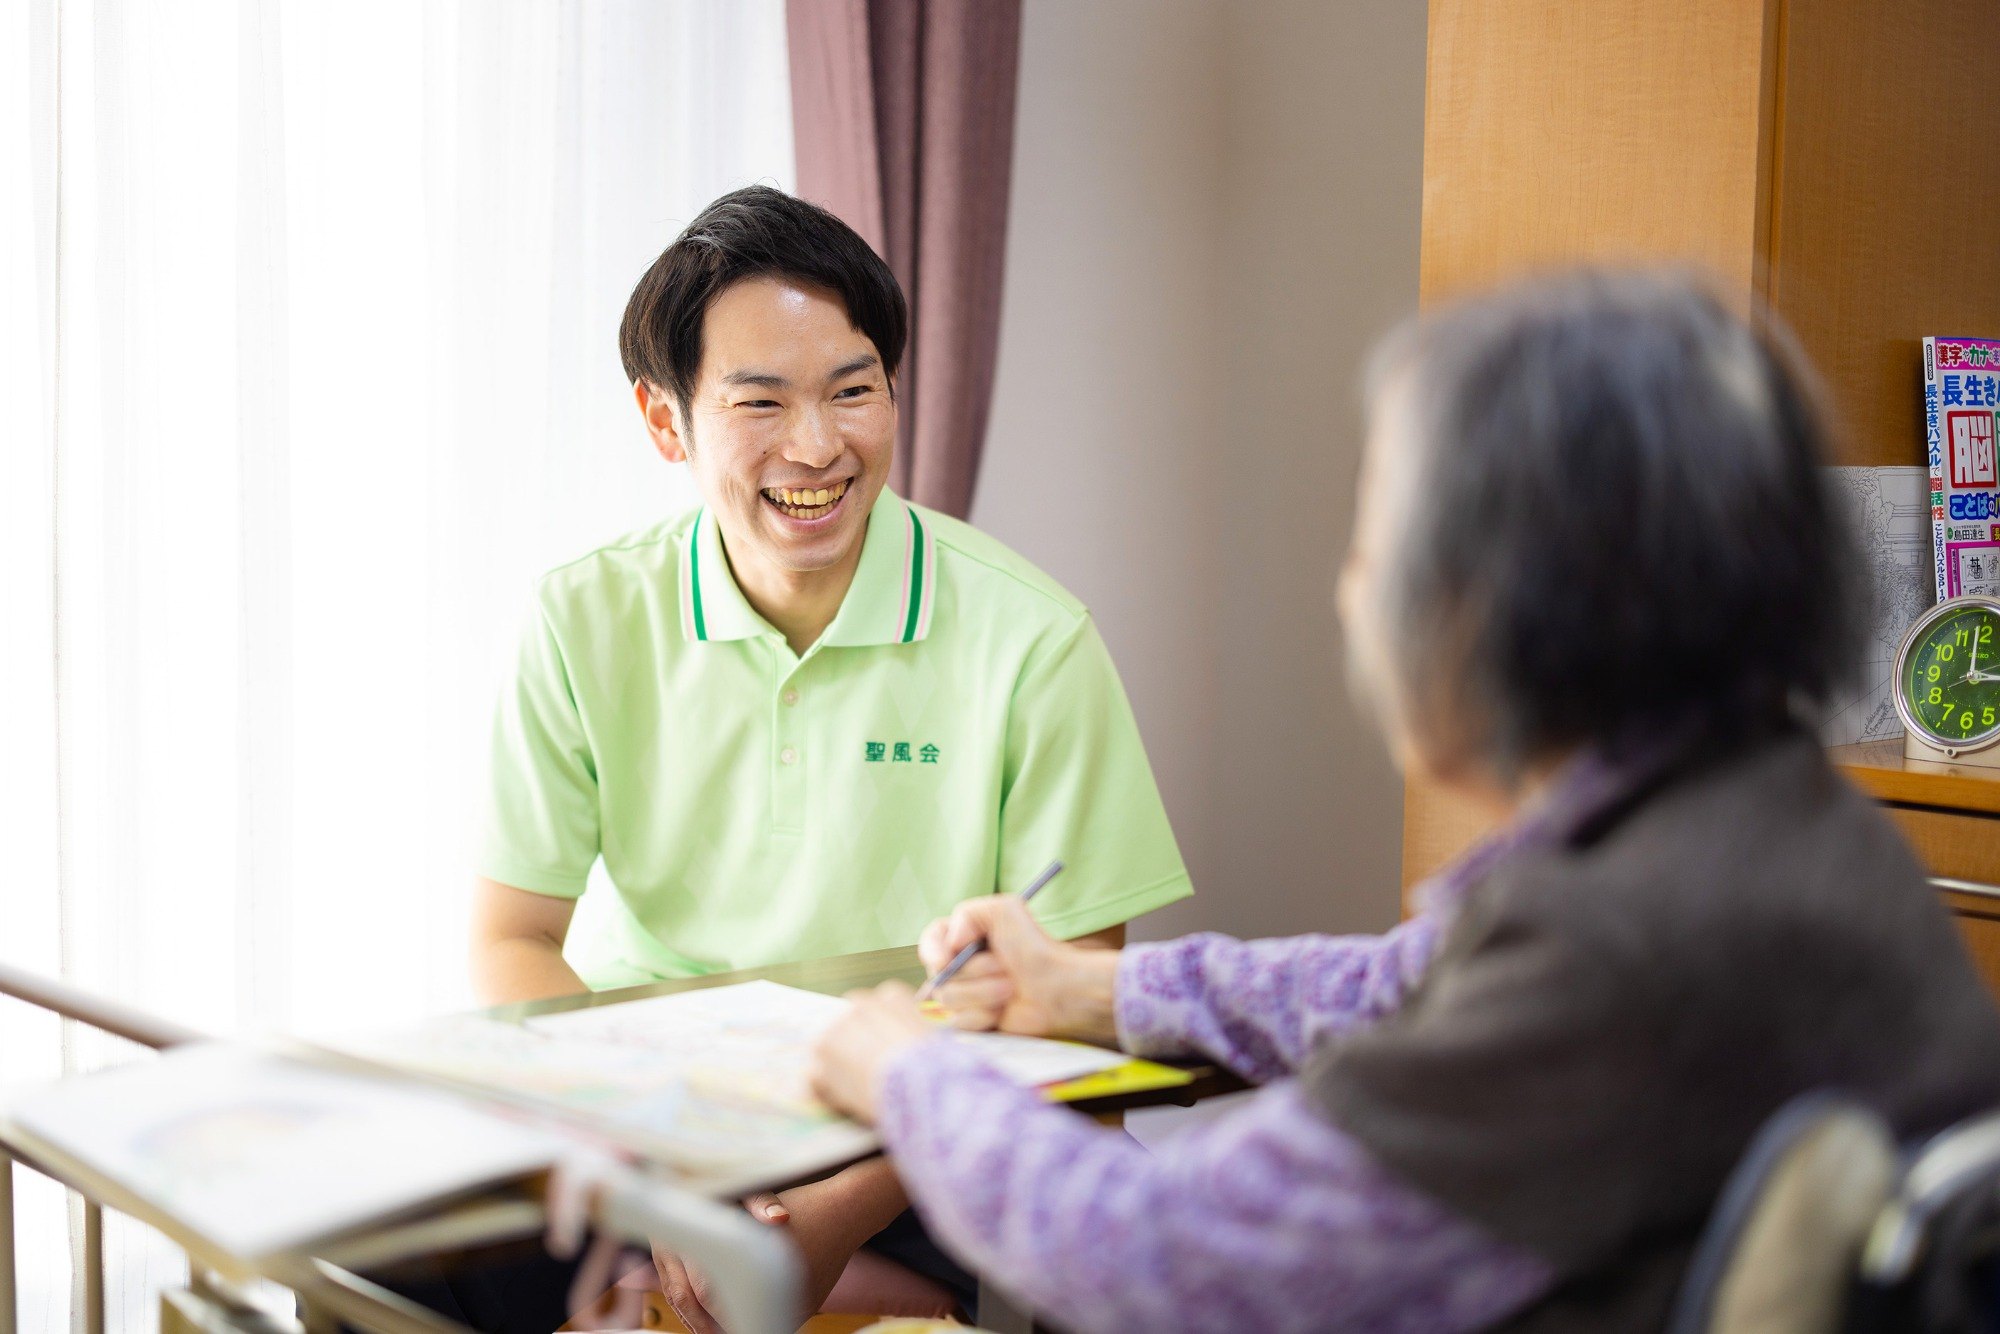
[786, 0, 1022, 520]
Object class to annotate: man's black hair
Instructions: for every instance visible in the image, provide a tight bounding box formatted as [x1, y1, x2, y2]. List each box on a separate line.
[618, 185, 908, 428]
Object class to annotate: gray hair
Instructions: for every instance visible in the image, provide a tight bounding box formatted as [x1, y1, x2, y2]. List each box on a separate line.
[1364, 268, 1864, 781]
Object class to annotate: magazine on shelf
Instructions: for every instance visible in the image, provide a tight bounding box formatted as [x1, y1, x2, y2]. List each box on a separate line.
[1923, 337, 2000, 600]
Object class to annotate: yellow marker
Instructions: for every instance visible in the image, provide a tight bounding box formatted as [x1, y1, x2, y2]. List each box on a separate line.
[1041, 1059, 1194, 1103]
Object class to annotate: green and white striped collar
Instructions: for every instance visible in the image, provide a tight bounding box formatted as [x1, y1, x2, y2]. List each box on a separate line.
[679, 489, 938, 647]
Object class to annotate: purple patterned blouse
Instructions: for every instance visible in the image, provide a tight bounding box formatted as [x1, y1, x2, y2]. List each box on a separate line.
[877, 912, 1557, 1332]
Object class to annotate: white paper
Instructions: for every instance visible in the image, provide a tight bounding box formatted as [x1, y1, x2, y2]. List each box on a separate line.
[3, 1044, 560, 1260]
[950, 1029, 1129, 1085]
[330, 982, 879, 1194]
[529, 980, 1126, 1086]
[1824, 466, 1934, 745]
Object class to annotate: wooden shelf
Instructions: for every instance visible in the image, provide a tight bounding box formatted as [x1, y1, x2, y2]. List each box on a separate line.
[1404, 1, 2000, 888]
[1829, 740, 2000, 817]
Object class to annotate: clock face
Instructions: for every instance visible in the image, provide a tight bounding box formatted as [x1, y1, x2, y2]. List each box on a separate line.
[1900, 598, 2000, 751]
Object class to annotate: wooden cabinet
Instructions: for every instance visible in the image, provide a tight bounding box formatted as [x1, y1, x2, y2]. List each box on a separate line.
[1941, 900, 2000, 999]
[1407, 1, 2000, 895]
[1834, 742, 2000, 994]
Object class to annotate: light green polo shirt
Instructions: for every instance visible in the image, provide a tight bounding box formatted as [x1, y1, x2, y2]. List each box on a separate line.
[477, 489, 1193, 987]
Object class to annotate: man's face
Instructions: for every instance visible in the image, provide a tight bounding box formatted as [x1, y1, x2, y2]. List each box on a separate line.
[642, 275, 895, 578]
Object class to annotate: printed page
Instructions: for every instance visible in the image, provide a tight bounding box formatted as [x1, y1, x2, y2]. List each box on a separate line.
[3, 1044, 559, 1260]
[324, 983, 878, 1196]
[1824, 466, 1932, 744]
[528, 979, 1127, 1087]
[324, 980, 1127, 1196]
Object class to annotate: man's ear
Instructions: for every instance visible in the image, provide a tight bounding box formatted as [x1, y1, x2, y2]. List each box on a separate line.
[635, 381, 689, 463]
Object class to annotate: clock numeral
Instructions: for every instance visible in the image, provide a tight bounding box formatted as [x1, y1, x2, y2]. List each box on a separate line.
[1907, 610, 2000, 744]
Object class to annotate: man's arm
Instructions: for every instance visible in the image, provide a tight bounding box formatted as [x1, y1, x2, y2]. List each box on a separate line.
[470, 876, 588, 1005]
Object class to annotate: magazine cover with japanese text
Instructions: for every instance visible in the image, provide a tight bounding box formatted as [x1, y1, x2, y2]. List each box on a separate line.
[1924, 336, 2000, 600]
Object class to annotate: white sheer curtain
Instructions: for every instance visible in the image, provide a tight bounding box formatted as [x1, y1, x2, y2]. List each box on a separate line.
[0, 2, 793, 1327]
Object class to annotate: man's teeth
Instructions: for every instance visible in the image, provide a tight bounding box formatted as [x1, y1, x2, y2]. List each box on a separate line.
[762, 481, 849, 515]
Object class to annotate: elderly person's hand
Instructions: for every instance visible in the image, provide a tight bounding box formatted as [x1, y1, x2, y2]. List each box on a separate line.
[811, 980, 937, 1124]
[916, 896, 1122, 1044]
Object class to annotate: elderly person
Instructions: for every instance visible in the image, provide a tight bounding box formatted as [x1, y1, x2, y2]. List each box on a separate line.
[809, 270, 2000, 1331]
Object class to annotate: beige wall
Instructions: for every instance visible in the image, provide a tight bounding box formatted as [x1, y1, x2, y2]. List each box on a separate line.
[972, 0, 1426, 942]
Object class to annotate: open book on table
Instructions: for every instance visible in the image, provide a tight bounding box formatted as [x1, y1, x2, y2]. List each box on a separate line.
[308, 979, 1188, 1198]
[1, 980, 1193, 1265]
[2, 1043, 564, 1266]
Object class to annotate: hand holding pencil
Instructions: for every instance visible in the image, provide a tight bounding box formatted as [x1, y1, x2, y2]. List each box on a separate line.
[916, 885, 1122, 1046]
[915, 859, 1064, 1002]
[810, 870, 1126, 1123]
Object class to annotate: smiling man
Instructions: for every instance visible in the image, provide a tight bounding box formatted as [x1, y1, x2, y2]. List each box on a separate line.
[464, 186, 1194, 1327]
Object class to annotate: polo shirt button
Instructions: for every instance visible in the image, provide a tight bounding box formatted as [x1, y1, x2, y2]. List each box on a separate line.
[782, 689, 799, 707]
[780, 747, 798, 765]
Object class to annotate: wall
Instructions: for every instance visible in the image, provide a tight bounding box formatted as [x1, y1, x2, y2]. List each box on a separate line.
[972, 0, 1426, 943]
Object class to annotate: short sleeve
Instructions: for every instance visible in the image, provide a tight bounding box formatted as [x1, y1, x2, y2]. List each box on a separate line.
[1001, 617, 1193, 938]
[473, 598, 600, 898]
[1309, 907, 1662, 1270]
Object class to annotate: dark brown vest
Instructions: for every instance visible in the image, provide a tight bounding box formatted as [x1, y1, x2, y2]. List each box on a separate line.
[1307, 730, 2000, 1330]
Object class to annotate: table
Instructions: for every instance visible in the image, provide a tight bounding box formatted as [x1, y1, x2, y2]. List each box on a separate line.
[4, 946, 1240, 1333]
[2, 941, 1243, 1333]
[1830, 741, 2000, 996]
[479, 945, 1243, 1333]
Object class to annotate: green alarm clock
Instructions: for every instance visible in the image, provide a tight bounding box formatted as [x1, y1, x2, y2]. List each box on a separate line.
[1895, 595, 2000, 766]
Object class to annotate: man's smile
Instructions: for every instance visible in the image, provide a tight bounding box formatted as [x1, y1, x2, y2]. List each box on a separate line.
[761, 478, 851, 522]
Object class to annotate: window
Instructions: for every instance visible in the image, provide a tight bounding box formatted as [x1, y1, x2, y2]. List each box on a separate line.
[0, 3, 792, 1324]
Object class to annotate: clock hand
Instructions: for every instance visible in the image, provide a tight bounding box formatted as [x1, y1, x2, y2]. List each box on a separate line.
[1963, 629, 1997, 684]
